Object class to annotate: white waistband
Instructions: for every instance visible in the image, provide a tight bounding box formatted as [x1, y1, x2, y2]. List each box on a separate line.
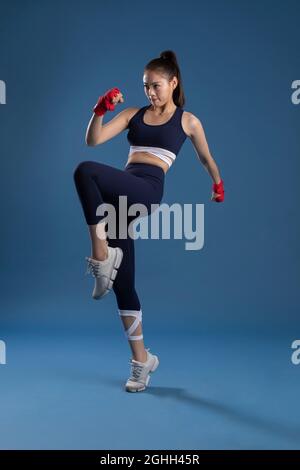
[128, 146, 176, 168]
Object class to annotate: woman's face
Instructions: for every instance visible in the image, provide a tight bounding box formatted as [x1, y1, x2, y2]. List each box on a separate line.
[143, 70, 177, 107]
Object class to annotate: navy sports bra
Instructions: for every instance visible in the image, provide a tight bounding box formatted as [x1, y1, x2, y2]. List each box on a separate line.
[126, 105, 187, 168]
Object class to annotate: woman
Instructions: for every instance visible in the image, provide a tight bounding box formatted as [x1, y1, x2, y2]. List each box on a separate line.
[73, 50, 224, 393]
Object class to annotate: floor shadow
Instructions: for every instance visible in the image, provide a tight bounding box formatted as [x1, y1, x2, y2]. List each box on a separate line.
[52, 367, 300, 446]
[147, 386, 300, 446]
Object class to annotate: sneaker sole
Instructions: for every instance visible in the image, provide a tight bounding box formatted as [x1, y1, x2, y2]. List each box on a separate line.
[93, 247, 124, 300]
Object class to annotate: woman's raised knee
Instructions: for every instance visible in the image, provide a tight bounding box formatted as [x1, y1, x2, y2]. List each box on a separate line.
[73, 161, 95, 181]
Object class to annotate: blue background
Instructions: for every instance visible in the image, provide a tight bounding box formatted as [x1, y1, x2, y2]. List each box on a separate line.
[0, 0, 299, 449]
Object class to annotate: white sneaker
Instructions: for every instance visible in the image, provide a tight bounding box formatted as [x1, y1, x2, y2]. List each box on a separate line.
[85, 246, 123, 300]
[125, 348, 159, 393]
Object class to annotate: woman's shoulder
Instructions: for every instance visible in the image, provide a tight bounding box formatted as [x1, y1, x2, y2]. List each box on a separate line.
[125, 106, 146, 120]
[181, 110, 199, 138]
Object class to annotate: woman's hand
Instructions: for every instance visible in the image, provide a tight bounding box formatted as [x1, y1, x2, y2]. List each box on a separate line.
[211, 179, 224, 202]
[111, 90, 124, 105]
[93, 87, 124, 116]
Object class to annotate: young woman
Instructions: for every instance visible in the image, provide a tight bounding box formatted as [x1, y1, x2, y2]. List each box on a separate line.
[73, 50, 224, 393]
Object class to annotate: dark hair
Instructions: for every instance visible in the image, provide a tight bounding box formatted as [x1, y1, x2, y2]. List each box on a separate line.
[144, 50, 185, 108]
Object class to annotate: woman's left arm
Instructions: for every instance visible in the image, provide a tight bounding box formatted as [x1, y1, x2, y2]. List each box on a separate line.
[187, 114, 224, 202]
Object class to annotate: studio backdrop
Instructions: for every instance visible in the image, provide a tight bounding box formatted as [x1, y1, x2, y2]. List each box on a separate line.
[0, 0, 299, 451]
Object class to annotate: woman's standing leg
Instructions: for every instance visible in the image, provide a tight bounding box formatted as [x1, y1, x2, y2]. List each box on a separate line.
[73, 160, 149, 362]
[109, 228, 147, 363]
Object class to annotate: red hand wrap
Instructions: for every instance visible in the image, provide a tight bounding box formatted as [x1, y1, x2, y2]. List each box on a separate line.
[93, 87, 121, 117]
[212, 179, 225, 202]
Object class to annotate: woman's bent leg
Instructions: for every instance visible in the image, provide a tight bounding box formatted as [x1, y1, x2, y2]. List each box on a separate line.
[88, 223, 109, 261]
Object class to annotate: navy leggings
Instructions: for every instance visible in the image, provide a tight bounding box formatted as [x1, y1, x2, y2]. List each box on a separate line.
[73, 161, 165, 311]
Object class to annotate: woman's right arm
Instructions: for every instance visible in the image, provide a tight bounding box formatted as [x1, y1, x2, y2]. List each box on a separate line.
[85, 108, 135, 147]
[85, 107, 134, 147]
[86, 88, 129, 146]
[85, 113, 104, 146]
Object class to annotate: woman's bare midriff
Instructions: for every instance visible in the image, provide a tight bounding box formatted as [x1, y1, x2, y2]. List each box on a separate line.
[125, 152, 170, 174]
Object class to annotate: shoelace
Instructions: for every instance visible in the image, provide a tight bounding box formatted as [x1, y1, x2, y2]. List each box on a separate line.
[85, 258, 102, 278]
[129, 361, 145, 380]
[128, 349, 151, 381]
